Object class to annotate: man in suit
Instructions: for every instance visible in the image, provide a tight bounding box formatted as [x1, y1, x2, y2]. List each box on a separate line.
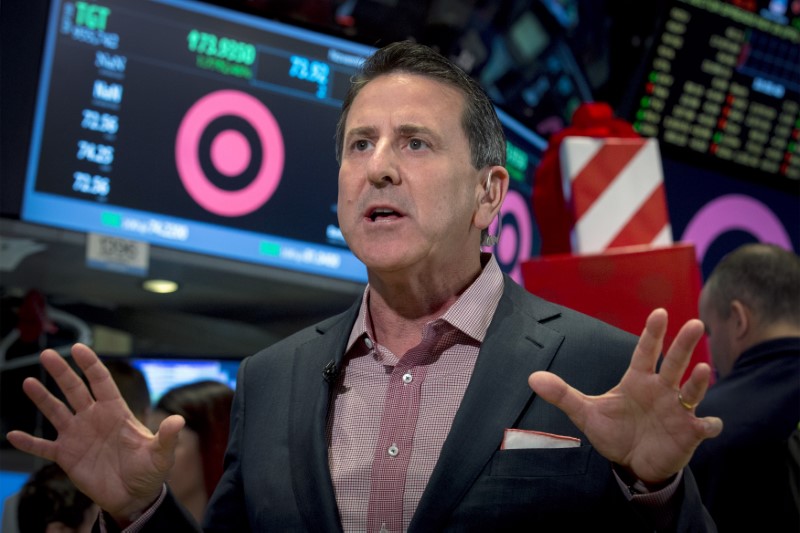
[690, 243, 800, 531]
[7, 41, 722, 532]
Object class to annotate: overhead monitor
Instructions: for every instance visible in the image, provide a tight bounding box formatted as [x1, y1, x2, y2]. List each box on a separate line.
[21, 0, 546, 285]
[22, 0, 374, 282]
[630, 0, 799, 193]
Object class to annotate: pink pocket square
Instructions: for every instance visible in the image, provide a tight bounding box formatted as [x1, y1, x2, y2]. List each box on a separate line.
[501, 428, 581, 450]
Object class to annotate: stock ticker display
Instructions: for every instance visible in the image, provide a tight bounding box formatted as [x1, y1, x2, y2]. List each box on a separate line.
[23, 0, 374, 281]
[632, 0, 799, 190]
[22, 0, 546, 283]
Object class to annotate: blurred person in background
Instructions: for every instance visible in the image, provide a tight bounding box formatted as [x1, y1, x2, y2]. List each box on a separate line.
[149, 380, 234, 525]
[691, 243, 800, 531]
[16, 462, 97, 533]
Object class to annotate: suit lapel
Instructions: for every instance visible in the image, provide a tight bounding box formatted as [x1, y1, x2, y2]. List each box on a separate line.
[409, 280, 565, 531]
[288, 302, 359, 533]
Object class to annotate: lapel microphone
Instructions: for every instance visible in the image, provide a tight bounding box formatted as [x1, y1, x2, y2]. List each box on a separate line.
[322, 360, 339, 383]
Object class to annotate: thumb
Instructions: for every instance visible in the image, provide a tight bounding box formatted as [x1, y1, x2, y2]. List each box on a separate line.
[528, 371, 586, 425]
[155, 414, 185, 456]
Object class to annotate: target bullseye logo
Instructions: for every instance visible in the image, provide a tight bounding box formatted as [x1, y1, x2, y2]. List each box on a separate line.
[486, 189, 533, 283]
[175, 90, 284, 217]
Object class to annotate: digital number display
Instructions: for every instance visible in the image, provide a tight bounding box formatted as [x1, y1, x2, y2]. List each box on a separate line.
[631, 0, 799, 191]
[187, 29, 257, 65]
[72, 171, 110, 197]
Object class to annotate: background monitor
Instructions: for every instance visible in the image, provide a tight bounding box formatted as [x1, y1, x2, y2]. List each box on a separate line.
[21, 0, 373, 283]
[628, 0, 800, 194]
[129, 355, 241, 405]
[19, 0, 548, 286]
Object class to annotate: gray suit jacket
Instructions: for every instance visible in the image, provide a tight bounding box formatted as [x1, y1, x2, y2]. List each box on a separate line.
[138, 277, 713, 532]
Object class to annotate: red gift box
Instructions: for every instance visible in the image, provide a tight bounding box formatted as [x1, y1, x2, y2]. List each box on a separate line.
[521, 243, 712, 383]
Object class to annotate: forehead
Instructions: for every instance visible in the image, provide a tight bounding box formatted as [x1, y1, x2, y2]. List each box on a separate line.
[346, 73, 467, 129]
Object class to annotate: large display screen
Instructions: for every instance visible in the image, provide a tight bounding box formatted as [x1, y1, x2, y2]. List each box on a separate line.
[23, 0, 374, 282]
[21, 0, 546, 284]
[630, 0, 799, 192]
[129, 355, 240, 404]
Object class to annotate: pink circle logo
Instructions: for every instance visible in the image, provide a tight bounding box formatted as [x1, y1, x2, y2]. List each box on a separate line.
[681, 194, 793, 263]
[484, 189, 533, 283]
[175, 90, 285, 217]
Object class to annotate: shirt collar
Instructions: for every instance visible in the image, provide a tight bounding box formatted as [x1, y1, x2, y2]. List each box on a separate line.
[346, 253, 505, 352]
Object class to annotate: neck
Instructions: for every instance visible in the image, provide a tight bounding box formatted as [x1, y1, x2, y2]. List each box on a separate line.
[367, 256, 483, 356]
[743, 322, 800, 352]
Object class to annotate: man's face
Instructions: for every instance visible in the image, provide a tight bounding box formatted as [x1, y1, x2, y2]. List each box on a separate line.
[698, 287, 737, 378]
[337, 73, 485, 276]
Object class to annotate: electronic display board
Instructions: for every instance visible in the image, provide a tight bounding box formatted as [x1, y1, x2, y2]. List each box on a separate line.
[22, 0, 373, 282]
[129, 355, 240, 404]
[630, 0, 799, 192]
[21, 0, 546, 284]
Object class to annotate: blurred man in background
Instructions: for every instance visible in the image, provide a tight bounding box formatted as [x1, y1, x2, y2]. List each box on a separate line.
[691, 243, 800, 531]
[16, 462, 97, 533]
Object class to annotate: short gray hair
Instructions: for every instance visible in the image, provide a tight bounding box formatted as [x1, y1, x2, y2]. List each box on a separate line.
[335, 40, 506, 170]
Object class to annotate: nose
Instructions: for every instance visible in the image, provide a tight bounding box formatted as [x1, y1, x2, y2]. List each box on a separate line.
[366, 141, 400, 187]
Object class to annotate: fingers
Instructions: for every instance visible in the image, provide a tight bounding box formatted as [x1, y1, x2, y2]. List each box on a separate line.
[19, 344, 125, 433]
[528, 371, 587, 428]
[657, 317, 705, 386]
[71, 343, 122, 403]
[679, 361, 713, 406]
[628, 309, 668, 374]
[6, 430, 58, 462]
[21, 376, 76, 433]
[40, 347, 95, 413]
[678, 362, 723, 439]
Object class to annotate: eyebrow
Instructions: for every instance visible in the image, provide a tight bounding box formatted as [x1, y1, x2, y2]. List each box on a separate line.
[345, 124, 441, 141]
[345, 126, 378, 140]
[396, 124, 437, 139]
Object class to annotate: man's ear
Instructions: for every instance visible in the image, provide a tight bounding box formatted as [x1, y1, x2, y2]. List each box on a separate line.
[730, 299, 750, 340]
[474, 166, 509, 230]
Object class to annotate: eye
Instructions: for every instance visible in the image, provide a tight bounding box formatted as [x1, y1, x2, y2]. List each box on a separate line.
[408, 138, 428, 150]
[353, 139, 371, 151]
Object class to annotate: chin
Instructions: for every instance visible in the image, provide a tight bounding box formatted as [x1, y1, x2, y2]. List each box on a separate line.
[358, 246, 420, 273]
[361, 254, 413, 273]
[350, 233, 416, 262]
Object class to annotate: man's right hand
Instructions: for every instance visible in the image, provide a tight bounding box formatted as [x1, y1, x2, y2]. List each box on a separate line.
[6, 343, 183, 526]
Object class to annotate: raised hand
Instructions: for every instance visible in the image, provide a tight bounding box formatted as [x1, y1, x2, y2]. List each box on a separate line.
[528, 308, 723, 484]
[6, 343, 184, 525]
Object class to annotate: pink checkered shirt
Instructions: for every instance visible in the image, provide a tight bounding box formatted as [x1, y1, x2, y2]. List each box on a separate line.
[326, 255, 504, 533]
[108, 256, 679, 532]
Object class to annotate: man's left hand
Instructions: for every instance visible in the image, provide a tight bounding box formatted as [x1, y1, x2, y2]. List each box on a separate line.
[528, 308, 723, 485]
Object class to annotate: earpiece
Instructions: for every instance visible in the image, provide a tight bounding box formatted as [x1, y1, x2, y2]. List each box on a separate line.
[481, 171, 500, 247]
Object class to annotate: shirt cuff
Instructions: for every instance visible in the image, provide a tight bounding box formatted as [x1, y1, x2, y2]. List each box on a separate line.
[614, 468, 683, 504]
[614, 468, 684, 531]
[98, 484, 168, 533]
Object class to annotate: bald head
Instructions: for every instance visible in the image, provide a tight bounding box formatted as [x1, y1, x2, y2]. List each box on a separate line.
[699, 243, 800, 377]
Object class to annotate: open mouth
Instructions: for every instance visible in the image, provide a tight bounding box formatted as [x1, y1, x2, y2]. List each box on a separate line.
[368, 207, 401, 221]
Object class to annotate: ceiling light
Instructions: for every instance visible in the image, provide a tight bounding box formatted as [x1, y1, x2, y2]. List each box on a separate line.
[142, 279, 179, 294]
